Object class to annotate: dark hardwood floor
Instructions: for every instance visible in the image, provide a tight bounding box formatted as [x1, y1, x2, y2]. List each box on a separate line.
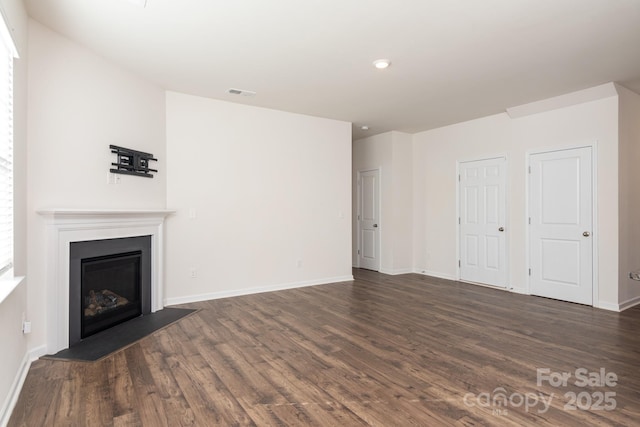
[9, 269, 640, 426]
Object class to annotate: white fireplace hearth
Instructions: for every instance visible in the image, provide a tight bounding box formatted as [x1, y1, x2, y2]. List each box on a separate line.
[37, 209, 174, 354]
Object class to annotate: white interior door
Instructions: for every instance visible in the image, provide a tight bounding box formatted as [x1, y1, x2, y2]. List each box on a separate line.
[358, 169, 380, 271]
[459, 157, 508, 287]
[529, 147, 593, 305]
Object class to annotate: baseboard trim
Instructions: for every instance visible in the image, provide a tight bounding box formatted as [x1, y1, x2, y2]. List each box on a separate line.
[412, 269, 457, 281]
[164, 275, 354, 306]
[0, 349, 33, 427]
[618, 295, 640, 311]
[596, 301, 621, 312]
[29, 345, 47, 360]
[379, 268, 413, 276]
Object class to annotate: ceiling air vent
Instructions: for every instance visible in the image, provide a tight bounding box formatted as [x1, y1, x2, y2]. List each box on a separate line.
[227, 88, 256, 97]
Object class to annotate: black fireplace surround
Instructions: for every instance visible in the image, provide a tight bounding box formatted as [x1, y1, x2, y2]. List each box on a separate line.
[69, 236, 152, 347]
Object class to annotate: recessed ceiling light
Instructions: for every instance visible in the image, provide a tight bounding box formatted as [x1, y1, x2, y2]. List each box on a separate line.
[360, 125, 370, 131]
[227, 88, 256, 97]
[373, 59, 391, 69]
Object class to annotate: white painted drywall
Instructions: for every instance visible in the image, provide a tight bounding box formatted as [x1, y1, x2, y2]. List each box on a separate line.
[353, 132, 392, 271]
[352, 131, 413, 274]
[413, 113, 513, 280]
[390, 132, 413, 273]
[26, 20, 167, 350]
[0, 283, 27, 425]
[0, 0, 29, 423]
[413, 93, 620, 308]
[27, 20, 166, 210]
[165, 92, 352, 303]
[617, 84, 640, 307]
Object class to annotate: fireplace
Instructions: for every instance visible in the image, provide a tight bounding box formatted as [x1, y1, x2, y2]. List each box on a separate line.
[38, 209, 172, 354]
[69, 236, 151, 346]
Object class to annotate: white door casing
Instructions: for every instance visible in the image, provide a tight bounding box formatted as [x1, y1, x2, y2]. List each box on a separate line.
[529, 146, 593, 305]
[459, 157, 508, 288]
[358, 169, 380, 271]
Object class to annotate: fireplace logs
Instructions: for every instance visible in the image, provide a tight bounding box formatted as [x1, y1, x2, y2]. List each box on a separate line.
[84, 289, 130, 317]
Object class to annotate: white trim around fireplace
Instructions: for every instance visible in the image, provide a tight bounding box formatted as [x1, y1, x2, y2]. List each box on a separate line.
[37, 209, 174, 354]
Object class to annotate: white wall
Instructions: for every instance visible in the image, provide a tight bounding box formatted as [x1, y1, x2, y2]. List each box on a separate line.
[26, 20, 167, 351]
[413, 93, 620, 308]
[165, 92, 352, 303]
[0, 0, 28, 423]
[353, 132, 392, 270]
[27, 21, 166, 210]
[617, 84, 640, 307]
[413, 114, 513, 280]
[352, 131, 412, 274]
[390, 132, 413, 273]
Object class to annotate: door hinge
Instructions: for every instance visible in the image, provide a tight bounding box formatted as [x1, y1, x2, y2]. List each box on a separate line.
[357, 249, 360, 255]
[528, 217, 531, 225]
[458, 174, 461, 182]
[528, 166, 531, 174]
[458, 217, 461, 225]
[529, 268, 532, 276]
[458, 260, 461, 267]
[357, 214, 360, 220]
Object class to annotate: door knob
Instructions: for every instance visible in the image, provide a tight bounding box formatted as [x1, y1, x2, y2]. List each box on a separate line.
[498, 227, 504, 232]
[373, 224, 378, 228]
[583, 231, 590, 237]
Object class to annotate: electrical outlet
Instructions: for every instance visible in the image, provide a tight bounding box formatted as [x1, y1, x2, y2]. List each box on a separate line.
[22, 320, 31, 334]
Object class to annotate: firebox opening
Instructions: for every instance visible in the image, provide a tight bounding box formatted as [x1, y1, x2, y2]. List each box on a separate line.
[81, 251, 142, 339]
[69, 235, 152, 347]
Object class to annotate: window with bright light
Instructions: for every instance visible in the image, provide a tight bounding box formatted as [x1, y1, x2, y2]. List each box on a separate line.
[0, 11, 16, 278]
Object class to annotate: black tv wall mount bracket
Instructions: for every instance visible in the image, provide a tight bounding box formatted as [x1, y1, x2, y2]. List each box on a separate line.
[110, 145, 157, 178]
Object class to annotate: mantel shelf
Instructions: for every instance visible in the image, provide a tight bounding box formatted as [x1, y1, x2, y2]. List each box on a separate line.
[37, 209, 175, 217]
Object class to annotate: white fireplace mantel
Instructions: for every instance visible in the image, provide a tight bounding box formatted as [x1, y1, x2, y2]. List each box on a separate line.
[38, 209, 174, 354]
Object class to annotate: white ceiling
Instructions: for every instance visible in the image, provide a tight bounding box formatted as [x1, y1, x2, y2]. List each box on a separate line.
[24, 0, 640, 140]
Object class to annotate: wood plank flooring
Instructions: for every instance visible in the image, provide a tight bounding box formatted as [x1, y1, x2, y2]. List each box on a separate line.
[9, 269, 640, 426]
